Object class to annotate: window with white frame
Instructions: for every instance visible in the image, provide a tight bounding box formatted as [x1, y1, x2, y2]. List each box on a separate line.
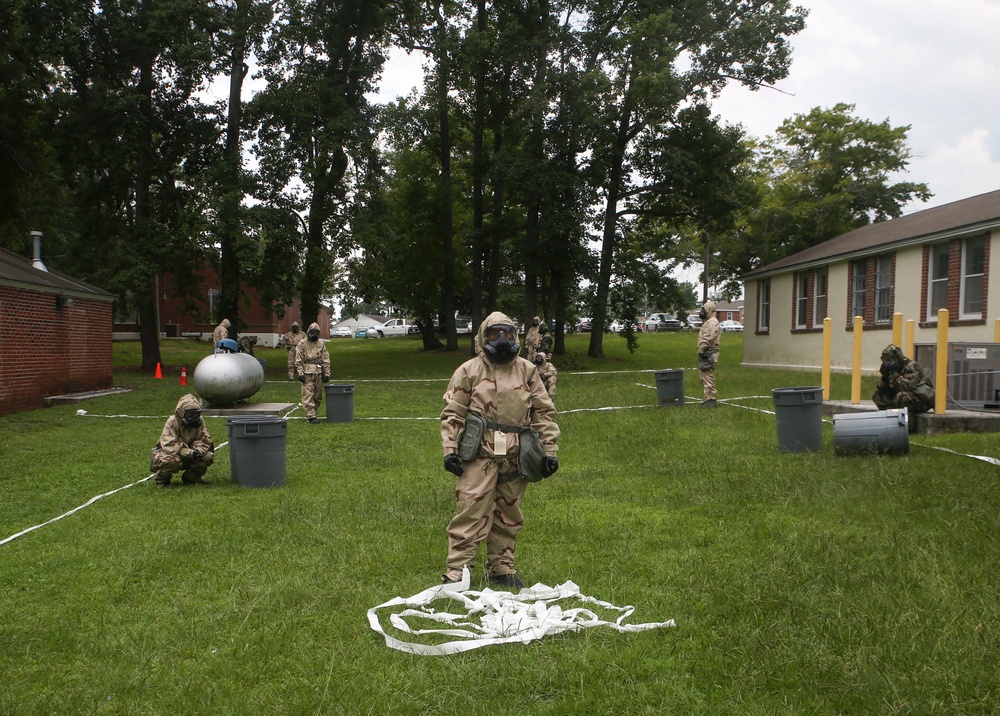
[208, 288, 221, 323]
[850, 260, 866, 321]
[874, 254, 893, 323]
[813, 268, 827, 326]
[961, 236, 985, 318]
[758, 279, 770, 331]
[795, 272, 809, 328]
[927, 243, 950, 319]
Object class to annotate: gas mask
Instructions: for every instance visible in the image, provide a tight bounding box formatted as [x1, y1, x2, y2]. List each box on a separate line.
[181, 409, 202, 428]
[483, 323, 519, 364]
[307, 330, 320, 342]
[533, 354, 544, 366]
[532, 318, 539, 326]
[698, 309, 708, 321]
[292, 325, 300, 334]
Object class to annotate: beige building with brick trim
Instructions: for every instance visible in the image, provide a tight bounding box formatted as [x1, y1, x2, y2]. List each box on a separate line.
[741, 189, 1000, 372]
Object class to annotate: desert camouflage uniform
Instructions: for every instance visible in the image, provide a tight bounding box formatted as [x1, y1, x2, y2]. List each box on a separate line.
[872, 344, 935, 413]
[523, 316, 542, 361]
[536, 353, 558, 399]
[440, 311, 560, 582]
[212, 318, 230, 346]
[295, 322, 331, 420]
[697, 304, 721, 402]
[151, 394, 214, 486]
[280, 322, 306, 379]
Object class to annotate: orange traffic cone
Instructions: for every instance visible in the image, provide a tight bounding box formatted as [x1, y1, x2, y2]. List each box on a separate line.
[155, 362, 163, 379]
[180, 367, 187, 386]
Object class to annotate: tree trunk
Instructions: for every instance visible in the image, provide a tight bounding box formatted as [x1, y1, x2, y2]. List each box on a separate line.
[468, 0, 488, 354]
[435, 8, 458, 351]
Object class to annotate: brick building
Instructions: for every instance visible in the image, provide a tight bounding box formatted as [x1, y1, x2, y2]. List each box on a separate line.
[741, 189, 999, 371]
[0, 245, 115, 416]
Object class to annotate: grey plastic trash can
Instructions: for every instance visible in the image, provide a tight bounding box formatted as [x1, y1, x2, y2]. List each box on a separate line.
[654, 369, 685, 407]
[771, 386, 824, 452]
[833, 409, 909, 455]
[226, 416, 287, 488]
[257, 358, 267, 373]
[325, 384, 355, 422]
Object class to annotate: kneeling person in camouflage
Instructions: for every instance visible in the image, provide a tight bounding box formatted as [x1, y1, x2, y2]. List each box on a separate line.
[872, 344, 935, 413]
[152, 394, 214, 487]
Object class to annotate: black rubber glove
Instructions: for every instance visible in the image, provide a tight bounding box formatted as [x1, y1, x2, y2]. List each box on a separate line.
[322, 374, 330, 383]
[298, 375, 306, 383]
[541, 456, 559, 477]
[444, 453, 464, 476]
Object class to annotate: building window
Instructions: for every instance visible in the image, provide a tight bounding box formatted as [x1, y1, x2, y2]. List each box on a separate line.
[850, 259, 866, 322]
[758, 279, 770, 332]
[927, 243, 949, 320]
[874, 254, 893, 324]
[208, 288, 221, 323]
[795, 272, 809, 329]
[962, 236, 985, 318]
[813, 268, 827, 326]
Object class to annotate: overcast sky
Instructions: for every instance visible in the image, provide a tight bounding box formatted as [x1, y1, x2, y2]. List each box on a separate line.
[374, 0, 1000, 215]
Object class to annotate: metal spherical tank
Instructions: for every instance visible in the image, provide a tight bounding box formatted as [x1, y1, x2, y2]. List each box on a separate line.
[192, 352, 265, 406]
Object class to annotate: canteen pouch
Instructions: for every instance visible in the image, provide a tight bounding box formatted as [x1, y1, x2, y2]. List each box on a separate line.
[457, 413, 486, 462]
[517, 427, 547, 483]
[697, 352, 715, 371]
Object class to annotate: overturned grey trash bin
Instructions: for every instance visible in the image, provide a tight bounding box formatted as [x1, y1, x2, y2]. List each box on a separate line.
[654, 369, 685, 407]
[772, 386, 824, 452]
[833, 409, 909, 455]
[226, 416, 287, 488]
[325, 384, 355, 422]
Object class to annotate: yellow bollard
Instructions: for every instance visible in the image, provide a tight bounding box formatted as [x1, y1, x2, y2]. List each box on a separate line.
[851, 315, 863, 404]
[935, 309, 948, 414]
[995, 317, 1000, 344]
[905, 319, 915, 361]
[822, 317, 832, 400]
[892, 312, 903, 348]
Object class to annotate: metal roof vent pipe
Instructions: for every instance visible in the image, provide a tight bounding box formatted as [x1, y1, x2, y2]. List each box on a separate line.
[31, 231, 48, 272]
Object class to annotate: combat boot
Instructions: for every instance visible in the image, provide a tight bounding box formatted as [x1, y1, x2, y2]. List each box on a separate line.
[490, 573, 525, 589]
[701, 399, 719, 408]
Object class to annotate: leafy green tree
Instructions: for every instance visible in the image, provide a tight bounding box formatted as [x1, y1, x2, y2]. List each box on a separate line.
[715, 103, 932, 290]
[581, 0, 807, 358]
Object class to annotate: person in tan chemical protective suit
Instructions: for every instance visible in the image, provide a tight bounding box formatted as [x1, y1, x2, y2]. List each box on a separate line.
[523, 316, 542, 361]
[212, 318, 231, 347]
[440, 311, 560, 588]
[697, 300, 721, 408]
[295, 322, 330, 424]
[151, 394, 214, 487]
[533, 352, 557, 400]
[280, 321, 306, 380]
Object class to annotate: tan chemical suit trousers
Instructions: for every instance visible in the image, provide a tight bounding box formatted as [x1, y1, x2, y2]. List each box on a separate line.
[301, 374, 324, 419]
[445, 457, 526, 582]
[699, 366, 717, 401]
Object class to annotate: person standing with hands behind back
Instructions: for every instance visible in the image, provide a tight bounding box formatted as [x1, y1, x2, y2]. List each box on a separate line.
[295, 322, 330, 424]
[440, 311, 560, 588]
[697, 300, 721, 408]
[281, 321, 305, 380]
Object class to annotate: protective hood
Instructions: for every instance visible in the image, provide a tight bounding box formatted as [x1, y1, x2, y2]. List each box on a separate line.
[174, 394, 202, 419]
[222, 318, 230, 328]
[292, 321, 300, 329]
[702, 300, 716, 316]
[478, 310, 520, 364]
[307, 322, 322, 340]
[881, 344, 906, 366]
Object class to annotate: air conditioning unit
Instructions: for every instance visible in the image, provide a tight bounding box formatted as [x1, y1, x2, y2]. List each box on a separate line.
[913, 342, 1000, 409]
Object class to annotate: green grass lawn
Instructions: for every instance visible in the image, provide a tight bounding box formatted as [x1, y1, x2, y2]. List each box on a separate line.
[1, 332, 997, 714]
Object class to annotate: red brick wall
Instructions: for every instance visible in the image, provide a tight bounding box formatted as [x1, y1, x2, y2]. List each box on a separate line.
[0, 286, 113, 416]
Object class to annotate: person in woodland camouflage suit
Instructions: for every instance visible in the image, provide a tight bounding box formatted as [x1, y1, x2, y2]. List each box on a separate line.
[537, 323, 553, 356]
[280, 321, 305, 380]
[872, 344, 935, 413]
[151, 394, 214, 487]
[237, 335, 258, 356]
[295, 322, 330, 423]
[439, 311, 560, 588]
[212, 318, 231, 346]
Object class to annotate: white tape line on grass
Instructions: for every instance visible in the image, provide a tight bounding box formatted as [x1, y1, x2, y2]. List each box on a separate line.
[911, 443, 1000, 466]
[1, 474, 153, 547]
[368, 567, 674, 655]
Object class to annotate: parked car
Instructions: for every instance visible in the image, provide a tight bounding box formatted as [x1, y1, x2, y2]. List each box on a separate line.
[608, 320, 624, 333]
[578, 317, 592, 332]
[355, 327, 368, 338]
[331, 326, 353, 338]
[368, 318, 418, 338]
[719, 320, 744, 332]
[686, 315, 703, 331]
[644, 313, 683, 332]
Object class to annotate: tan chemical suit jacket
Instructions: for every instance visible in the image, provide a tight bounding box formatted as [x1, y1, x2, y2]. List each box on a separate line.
[294, 322, 331, 377]
[155, 394, 214, 461]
